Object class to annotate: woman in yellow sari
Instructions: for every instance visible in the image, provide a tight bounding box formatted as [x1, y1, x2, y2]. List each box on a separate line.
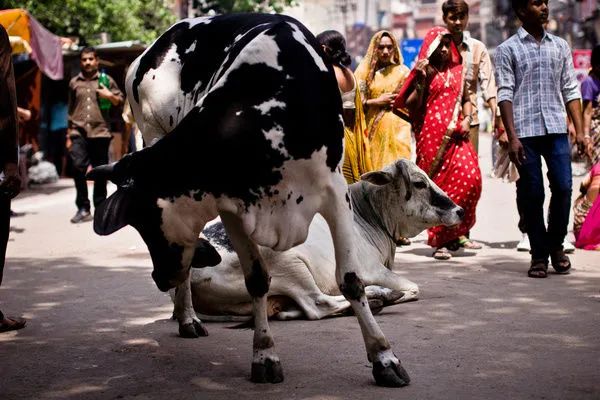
[355, 31, 411, 171]
[317, 30, 372, 184]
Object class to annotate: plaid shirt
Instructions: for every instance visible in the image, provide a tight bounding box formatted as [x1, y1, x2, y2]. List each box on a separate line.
[495, 27, 580, 138]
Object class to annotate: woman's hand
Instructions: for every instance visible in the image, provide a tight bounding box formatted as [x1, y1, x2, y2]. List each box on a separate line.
[369, 93, 396, 107]
[414, 59, 429, 80]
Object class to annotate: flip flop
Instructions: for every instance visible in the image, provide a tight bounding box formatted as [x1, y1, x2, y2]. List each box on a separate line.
[396, 237, 411, 246]
[0, 317, 26, 333]
[458, 236, 482, 250]
[433, 247, 452, 260]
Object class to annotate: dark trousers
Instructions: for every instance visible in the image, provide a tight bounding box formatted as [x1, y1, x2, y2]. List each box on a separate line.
[516, 188, 527, 234]
[0, 196, 10, 320]
[516, 134, 572, 261]
[69, 135, 111, 211]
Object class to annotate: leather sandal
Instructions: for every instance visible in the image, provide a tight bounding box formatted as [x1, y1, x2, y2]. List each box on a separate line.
[527, 259, 548, 278]
[396, 237, 411, 246]
[550, 250, 571, 274]
[433, 247, 452, 260]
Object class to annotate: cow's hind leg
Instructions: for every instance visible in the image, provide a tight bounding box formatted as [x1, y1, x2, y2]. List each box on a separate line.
[321, 179, 410, 387]
[173, 272, 208, 338]
[220, 211, 283, 384]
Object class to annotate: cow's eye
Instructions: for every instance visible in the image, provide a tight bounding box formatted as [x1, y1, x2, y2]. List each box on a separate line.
[414, 181, 427, 189]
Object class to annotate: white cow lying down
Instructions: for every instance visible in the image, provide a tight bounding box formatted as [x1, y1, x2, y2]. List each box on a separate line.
[183, 160, 464, 320]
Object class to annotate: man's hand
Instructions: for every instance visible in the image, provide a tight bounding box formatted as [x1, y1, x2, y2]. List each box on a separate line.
[575, 133, 590, 158]
[0, 162, 21, 199]
[17, 107, 31, 123]
[508, 137, 525, 168]
[96, 84, 113, 100]
[497, 131, 509, 148]
[460, 117, 471, 137]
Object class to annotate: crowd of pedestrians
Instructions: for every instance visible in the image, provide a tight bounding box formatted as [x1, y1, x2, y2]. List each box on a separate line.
[317, 0, 598, 275]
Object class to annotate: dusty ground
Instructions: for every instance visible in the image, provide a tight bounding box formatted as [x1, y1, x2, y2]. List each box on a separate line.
[1, 133, 599, 399]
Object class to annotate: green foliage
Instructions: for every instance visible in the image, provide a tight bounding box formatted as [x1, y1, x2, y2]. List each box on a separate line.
[0, 0, 176, 45]
[193, 0, 297, 15]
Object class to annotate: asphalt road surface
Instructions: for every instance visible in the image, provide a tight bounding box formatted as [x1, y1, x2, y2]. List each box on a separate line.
[1, 132, 599, 399]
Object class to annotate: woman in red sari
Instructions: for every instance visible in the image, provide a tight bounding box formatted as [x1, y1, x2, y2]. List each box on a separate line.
[394, 27, 481, 260]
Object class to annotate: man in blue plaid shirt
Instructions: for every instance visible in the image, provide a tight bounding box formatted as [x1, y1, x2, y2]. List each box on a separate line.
[495, 0, 587, 278]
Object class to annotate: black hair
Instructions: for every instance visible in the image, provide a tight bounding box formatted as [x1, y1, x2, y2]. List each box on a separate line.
[442, 0, 469, 17]
[511, 0, 528, 17]
[316, 30, 352, 67]
[80, 46, 97, 59]
[592, 44, 600, 69]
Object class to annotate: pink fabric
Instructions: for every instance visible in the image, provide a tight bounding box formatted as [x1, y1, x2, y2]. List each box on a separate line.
[28, 13, 63, 80]
[575, 164, 600, 250]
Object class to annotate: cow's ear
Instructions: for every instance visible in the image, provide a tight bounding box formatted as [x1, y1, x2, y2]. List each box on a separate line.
[87, 154, 133, 186]
[360, 171, 393, 186]
[87, 163, 117, 183]
[191, 238, 222, 268]
[93, 189, 133, 235]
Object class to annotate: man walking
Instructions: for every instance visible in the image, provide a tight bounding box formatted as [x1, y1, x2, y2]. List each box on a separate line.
[0, 25, 26, 332]
[67, 47, 122, 223]
[495, 0, 586, 278]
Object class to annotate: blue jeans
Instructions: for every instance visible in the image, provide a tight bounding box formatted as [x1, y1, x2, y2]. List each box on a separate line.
[516, 134, 572, 261]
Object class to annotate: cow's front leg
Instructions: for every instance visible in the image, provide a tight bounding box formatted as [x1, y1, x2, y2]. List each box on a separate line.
[321, 181, 410, 388]
[220, 212, 283, 384]
[173, 272, 208, 338]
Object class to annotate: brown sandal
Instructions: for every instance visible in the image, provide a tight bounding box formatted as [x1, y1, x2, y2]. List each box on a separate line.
[550, 250, 571, 274]
[433, 247, 452, 260]
[527, 260, 548, 278]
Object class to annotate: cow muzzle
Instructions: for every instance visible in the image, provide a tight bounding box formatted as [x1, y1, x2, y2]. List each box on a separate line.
[444, 206, 464, 228]
[151, 268, 189, 292]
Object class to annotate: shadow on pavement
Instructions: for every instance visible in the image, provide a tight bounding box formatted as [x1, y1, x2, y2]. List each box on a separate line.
[1, 250, 599, 400]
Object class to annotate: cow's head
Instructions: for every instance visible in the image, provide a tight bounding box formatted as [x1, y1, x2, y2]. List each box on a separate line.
[88, 159, 221, 292]
[357, 159, 464, 240]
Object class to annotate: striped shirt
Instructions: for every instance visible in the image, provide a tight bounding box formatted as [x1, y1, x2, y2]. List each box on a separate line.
[495, 27, 580, 138]
[458, 32, 497, 126]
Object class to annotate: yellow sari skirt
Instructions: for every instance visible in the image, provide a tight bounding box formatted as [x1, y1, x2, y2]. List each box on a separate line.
[342, 86, 373, 184]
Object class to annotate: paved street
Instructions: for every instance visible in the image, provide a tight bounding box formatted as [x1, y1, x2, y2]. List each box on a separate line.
[1, 132, 599, 400]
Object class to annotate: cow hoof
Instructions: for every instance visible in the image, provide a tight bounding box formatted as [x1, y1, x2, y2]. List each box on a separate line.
[372, 361, 410, 387]
[368, 299, 384, 315]
[251, 359, 284, 383]
[179, 320, 208, 338]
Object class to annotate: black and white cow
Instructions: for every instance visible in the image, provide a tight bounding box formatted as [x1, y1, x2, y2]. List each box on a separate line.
[189, 160, 464, 320]
[88, 13, 449, 387]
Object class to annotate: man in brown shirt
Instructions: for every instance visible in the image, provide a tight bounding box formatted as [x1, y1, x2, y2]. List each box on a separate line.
[0, 25, 26, 332]
[68, 47, 123, 223]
